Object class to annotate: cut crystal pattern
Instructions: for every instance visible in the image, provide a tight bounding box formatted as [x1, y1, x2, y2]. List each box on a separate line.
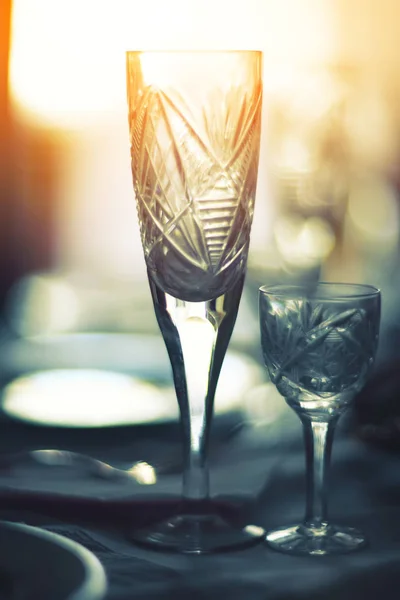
[260, 297, 379, 412]
[127, 56, 262, 301]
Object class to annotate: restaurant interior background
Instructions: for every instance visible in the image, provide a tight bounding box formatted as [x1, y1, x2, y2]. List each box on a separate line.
[0, 0, 399, 434]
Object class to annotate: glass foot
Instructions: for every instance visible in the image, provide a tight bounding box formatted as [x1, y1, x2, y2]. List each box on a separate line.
[130, 513, 265, 554]
[266, 523, 367, 556]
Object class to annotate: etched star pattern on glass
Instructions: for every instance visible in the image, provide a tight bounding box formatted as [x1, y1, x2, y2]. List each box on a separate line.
[259, 283, 381, 556]
[127, 52, 261, 301]
[126, 51, 263, 553]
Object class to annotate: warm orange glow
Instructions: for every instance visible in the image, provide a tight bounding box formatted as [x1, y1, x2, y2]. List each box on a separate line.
[9, 0, 126, 127]
[8, 0, 338, 278]
[9, 0, 336, 128]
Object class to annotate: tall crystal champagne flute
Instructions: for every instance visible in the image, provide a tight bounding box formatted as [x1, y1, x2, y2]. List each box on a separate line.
[259, 283, 381, 555]
[126, 51, 263, 553]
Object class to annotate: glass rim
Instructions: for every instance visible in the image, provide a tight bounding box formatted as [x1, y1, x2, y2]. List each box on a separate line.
[259, 282, 380, 301]
[126, 49, 262, 56]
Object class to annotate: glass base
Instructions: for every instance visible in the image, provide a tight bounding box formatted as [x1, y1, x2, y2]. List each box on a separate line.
[130, 513, 265, 554]
[266, 523, 367, 556]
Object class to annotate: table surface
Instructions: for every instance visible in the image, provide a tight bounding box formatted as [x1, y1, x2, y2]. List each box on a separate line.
[0, 396, 398, 600]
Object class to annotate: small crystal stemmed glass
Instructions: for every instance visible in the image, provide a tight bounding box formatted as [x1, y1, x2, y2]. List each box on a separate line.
[259, 283, 381, 555]
[126, 51, 264, 553]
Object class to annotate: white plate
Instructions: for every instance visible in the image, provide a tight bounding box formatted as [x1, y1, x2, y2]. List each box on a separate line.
[1, 334, 263, 427]
[0, 521, 107, 600]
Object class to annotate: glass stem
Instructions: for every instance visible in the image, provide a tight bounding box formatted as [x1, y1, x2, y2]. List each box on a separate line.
[301, 417, 337, 529]
[147, 273, 245, 505]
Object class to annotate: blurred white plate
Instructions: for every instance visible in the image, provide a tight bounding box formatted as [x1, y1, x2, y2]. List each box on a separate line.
[0, 521, 106, 600]
[1, 334, 263, 427]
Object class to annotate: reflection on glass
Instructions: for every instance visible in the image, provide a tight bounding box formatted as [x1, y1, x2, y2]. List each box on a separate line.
[260, 283, 381, 555]
[126, 50, 263, 553]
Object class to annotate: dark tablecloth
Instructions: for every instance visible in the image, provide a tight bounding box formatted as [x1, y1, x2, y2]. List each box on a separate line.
[0, 403, 399, 600]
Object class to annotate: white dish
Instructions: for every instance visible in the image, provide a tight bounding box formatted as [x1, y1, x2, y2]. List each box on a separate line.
[1, 334, 262, 428]
[0, 521, 107, 600]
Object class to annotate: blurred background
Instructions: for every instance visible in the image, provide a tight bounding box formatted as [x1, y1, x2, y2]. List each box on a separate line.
[0, 0, 399, 433]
